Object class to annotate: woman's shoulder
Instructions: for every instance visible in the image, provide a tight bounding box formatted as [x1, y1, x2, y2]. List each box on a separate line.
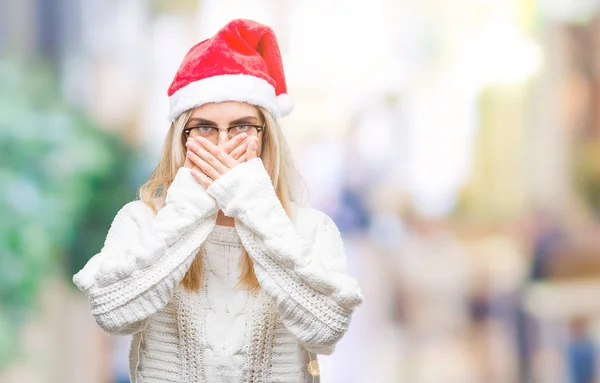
[113, 199, 156, 221]
[291, 203, 339, 233]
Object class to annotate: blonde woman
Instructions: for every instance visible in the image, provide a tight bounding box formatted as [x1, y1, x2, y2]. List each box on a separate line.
[73, 19, 363, 383]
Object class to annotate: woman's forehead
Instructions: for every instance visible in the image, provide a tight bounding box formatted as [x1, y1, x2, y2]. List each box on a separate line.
[189, 102, 260, 122]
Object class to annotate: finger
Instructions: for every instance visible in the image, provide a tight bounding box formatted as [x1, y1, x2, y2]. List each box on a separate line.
[247, 140, 258, 161]
[190, 168, 213, 188]
[240, 137, 259, 162]
[192, 138, 236, 171]
[222, 133, 248, 154]
[185, 155, 205, 171]
[187, 139, 230, 174]
[190, 163, 207, 179]
[186, 149, 221, 180]
[187, 149, 220, 180]
[229, 140, 250, 160]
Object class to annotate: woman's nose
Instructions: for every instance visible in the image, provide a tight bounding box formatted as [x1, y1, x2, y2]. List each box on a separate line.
[217, 130, 229, 146]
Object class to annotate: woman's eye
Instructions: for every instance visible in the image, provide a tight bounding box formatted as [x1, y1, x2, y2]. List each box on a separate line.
[197, 126, 214, 133]
[232, 125, 250, 133]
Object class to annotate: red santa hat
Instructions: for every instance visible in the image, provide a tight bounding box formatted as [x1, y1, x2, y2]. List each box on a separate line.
[167, 18, 293, 122]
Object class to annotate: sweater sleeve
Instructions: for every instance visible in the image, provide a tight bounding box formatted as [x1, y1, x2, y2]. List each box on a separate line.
[206, 158, 364, 355]
[73, 167, 218, 334]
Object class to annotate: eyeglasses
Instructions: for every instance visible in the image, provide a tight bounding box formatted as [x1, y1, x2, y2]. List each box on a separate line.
[183, 123, 265, 143]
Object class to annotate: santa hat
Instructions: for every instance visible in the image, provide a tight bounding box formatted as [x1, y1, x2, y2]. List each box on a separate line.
[167, 19, 293, 122]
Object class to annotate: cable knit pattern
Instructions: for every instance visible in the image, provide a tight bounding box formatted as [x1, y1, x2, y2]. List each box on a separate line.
[199, 227, 255, 382]
[73, 160, 363, 382]
[206, 158, 364, 355]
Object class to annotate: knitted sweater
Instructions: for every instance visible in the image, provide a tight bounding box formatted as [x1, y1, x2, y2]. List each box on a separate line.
[191, 225, 262, 381]
[73, 158, 364, 382]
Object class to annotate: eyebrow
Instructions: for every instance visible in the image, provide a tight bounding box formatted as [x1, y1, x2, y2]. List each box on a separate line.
[186, 116, 260, 126]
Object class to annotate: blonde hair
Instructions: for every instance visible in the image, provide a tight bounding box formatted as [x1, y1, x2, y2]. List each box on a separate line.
[138, 106, 305, 292]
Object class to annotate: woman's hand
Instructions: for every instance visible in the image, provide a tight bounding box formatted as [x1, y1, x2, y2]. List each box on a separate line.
[184, 133, 246, 168]
[185, 134, 259, 188]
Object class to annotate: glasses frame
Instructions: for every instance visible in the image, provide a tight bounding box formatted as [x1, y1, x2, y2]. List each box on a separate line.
[182, 122, 265, 141]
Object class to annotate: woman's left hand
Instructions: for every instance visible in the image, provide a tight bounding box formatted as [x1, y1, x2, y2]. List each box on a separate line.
[185, 136, 259, 188]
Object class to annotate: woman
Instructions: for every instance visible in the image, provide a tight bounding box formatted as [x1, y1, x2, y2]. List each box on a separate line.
[73, 18, 363, 383]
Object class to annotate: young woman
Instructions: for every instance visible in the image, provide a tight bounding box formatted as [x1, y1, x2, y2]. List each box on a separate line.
[73, 18, 364, 383]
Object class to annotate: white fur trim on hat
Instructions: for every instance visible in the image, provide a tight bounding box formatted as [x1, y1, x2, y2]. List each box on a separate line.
[168, 74, 292, 122]
[276, 93, 293, 116]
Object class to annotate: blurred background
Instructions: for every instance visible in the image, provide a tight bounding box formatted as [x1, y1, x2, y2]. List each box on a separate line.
[2, 0, 600, 382]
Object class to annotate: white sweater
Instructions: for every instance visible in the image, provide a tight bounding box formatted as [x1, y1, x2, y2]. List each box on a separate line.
[73, 158, 364, 382]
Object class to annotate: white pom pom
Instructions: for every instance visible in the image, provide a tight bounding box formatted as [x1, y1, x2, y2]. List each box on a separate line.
[276, 93, 294, 116]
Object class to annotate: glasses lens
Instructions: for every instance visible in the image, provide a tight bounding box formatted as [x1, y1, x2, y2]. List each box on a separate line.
[193, 128, 217, 142]
[229, 125, 258, 138]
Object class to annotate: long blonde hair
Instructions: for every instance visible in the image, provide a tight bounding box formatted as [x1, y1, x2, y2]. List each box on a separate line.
[138, 106, 305, 292]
